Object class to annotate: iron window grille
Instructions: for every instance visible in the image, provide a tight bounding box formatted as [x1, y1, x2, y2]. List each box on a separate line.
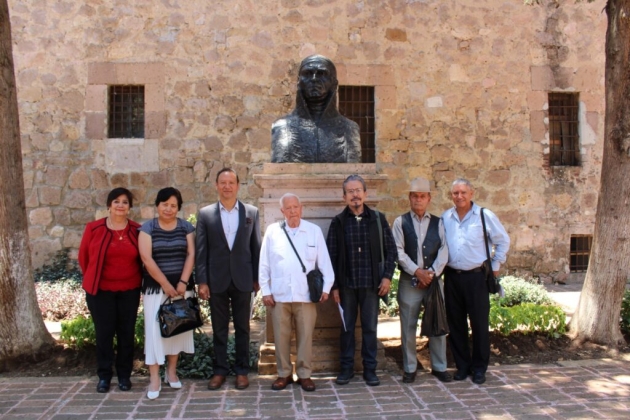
[108, 85, 145, 138]
[570, 234, 592, 272]
[548, 92, 580, 166]
[338, 86, 375, 163]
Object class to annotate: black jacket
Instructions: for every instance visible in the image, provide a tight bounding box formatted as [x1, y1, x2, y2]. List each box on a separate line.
[327, 205, 397, 292]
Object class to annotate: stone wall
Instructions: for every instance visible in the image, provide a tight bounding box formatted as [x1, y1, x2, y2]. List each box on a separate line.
[10, 0, 606, 276]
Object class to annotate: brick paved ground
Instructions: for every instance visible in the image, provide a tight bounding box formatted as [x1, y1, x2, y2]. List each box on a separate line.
[1, 358, 629, 420]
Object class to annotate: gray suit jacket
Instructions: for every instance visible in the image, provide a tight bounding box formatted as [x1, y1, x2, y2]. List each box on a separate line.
[195, 201, 261, 294]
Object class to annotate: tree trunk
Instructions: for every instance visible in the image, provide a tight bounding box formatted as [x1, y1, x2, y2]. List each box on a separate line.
[0, 0, 54, 365]
[568, 0, 630, 346]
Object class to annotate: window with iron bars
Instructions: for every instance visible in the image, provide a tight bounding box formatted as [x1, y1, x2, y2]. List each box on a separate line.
[338, 86, 375, 163]
[570, 234, 592, 272]
[548, 92, 580, 166]
[108, 85, 145, 138]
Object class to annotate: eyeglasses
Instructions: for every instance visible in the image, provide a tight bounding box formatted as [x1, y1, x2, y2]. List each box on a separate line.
[345, 188, 363, 195]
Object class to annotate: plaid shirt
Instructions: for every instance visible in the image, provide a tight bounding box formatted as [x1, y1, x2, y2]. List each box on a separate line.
[327, 206, 397, 289]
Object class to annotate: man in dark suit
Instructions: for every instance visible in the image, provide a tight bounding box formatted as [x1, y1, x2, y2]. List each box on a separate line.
[196, 167, 261, 390]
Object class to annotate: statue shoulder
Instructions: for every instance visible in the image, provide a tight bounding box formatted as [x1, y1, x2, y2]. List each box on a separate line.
[271, 117, 289, 131]
[344, 116, 360, 131]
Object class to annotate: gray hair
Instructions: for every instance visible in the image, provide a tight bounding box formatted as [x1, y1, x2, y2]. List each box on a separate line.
[342, 174, 367, 193]
[279, 193, 301, 208]
[451, 178, 474, 191]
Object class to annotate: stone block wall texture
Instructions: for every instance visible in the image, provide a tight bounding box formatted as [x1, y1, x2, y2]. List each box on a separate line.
[9, 0, 606, 275]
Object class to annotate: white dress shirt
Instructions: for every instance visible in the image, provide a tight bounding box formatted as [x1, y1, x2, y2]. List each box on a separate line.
[219, 200, 239, 250]
[259, 219, 335, 303]
[441, 202, 510, 271]
[392, 212, 448, 277]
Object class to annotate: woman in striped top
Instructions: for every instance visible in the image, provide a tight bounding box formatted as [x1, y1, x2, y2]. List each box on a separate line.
[139, 187, 195, 400]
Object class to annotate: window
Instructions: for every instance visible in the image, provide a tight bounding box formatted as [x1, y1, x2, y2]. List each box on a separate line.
[570, 234, 592, 272]
[548, 92, 579, 166]
[108, 85, 145, 138]
[338, 86, 375, 163]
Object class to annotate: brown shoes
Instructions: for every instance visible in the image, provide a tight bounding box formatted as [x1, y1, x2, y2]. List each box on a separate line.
[208, 374, 248, 390]
[297, 377, 316, 392]
[235, 374, 249, 390]
[271, 375, 294, 390]
[207, 374, 226, 390]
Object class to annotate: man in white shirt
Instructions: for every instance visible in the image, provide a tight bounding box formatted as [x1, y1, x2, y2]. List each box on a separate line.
[259, 193, 334, 392]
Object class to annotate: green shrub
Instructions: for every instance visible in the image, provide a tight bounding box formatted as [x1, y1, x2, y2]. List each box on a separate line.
[34, 249, 83, 284]
[620, 290, 630, 333]
[494, 275, 553, 307]
[60, 315, 96, 349]
[489, 301, 566, 337]
[174, 333, 259, 378]
[251, 293, 266, 320]
[62, 311, 145, 349]
[379, 269, 400, 316]
[135, 311, 145, 348]
[175, 331, 214, 378]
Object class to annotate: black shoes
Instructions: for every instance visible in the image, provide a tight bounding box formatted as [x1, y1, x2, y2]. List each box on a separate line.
[402, 370, 452, 384]
[472, 371, 486, 385]
[363, 370, 380, 386]
[453, 369, 470, 381]
[335, 370, 355, 385]
[118, 378, 132, 391]
[96, 379, 110, 393]
[431, 370, 453, 383]
[452, 368, 486, 384]
[402, 371, 417, 383]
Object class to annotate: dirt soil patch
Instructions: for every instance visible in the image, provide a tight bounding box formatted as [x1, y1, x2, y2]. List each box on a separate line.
[1, 345, 147, 378]
[383, 332, 630, 372]
[2, 332, 629, 378]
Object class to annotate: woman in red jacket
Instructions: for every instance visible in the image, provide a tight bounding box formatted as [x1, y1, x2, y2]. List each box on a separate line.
[78, 187, 142, 393]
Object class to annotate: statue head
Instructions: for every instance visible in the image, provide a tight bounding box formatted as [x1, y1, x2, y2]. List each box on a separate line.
[298, 55, 338, 101]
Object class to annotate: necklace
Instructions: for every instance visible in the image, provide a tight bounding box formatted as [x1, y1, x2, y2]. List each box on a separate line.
[108, 217, 128, 240]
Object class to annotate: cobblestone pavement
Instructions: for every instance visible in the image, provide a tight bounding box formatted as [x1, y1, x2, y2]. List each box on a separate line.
[2, 358, 629, 420]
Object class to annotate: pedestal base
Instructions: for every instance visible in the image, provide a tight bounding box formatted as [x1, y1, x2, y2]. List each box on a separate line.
[254, 163, 389, 374]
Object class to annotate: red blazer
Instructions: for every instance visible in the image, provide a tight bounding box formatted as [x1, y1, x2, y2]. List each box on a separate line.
[78, 218, 142, 295]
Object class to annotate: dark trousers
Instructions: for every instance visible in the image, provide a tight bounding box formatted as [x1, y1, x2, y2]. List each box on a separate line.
[444, 269, 490, 374]
[209, 281, 251, 375]
[85, 288, 141, 381]
[339, 287, 379, 371]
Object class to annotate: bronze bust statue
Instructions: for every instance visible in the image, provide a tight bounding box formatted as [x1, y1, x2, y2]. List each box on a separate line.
[271, 55, 362, 163]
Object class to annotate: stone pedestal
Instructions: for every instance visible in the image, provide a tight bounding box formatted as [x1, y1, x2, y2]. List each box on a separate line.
[254, 163, 388, 375]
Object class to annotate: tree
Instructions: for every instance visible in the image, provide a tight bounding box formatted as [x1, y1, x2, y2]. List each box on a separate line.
[0, 0, 54, 366]
[568, 0, 630, 346]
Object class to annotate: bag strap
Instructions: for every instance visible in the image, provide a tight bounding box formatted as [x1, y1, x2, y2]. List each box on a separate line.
[281, 221, 306, 273]
[375, 210, 384, 265]
[480, 208, 493, 270]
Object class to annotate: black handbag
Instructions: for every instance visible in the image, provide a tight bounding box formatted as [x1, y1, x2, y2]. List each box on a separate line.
[420, 277, 449, 337]
[481, 208, 500, 294]
[281, 222, 324, 303]
[158, 295, 204, 338]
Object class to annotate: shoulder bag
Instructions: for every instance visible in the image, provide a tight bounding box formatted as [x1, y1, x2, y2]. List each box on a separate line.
[281, 222, 323, 303]
[481, 208, 501, 294]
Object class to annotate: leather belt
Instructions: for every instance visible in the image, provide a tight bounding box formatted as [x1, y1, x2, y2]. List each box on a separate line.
[445, 266, 483, 274]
